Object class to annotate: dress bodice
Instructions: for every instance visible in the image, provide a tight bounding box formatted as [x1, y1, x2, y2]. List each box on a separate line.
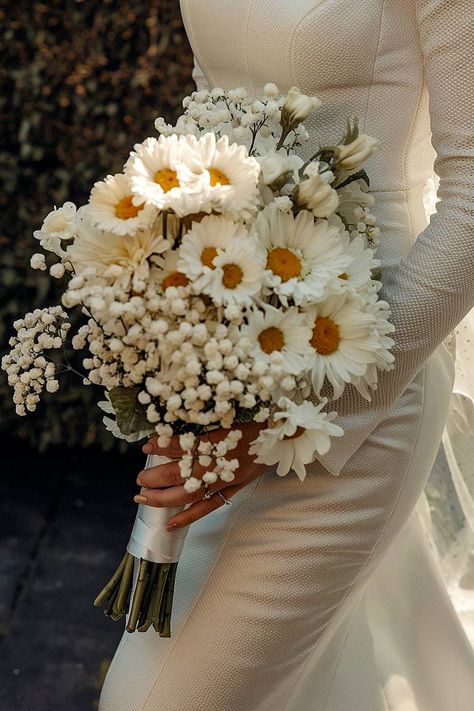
[179, 0, 436, 194]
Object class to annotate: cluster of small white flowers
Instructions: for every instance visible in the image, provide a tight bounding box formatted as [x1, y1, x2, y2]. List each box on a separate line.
[335, 179, 381, 250]
[1, 306, 71, 415]
[177, 429, 243, 493]
[155, 83, 309, 157]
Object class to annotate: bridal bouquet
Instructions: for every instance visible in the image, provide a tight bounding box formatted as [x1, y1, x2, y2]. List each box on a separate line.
[2, 83, 394, 636]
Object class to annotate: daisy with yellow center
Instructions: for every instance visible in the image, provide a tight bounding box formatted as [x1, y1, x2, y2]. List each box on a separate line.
[124, 134, 204, 216]
[177, 132, 261, 220]
[157, 250, 190, 293]
[177, 214, 248, 290]
[249, 397, 343, 480]
[202, 240, 263, 306]
[243, 305, 312, 374]
[328, 233, 380, 296]
[304, 294, 381, 400]
[67, 216, 170, 292]
[87, 173, 155, 236]
[255, 205, 351, 306]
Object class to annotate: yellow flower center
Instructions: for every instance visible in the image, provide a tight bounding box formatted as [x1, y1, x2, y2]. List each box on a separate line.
[310, 316, 340, 355]
[201, 247, 218, 269]
[339, 272, 349, 280]
[258, 326, 285, 354]
[115, 195, 144, 220]
[154, 168, 180, 192]
[283, 426, 306, 441]
[266, 247, 301, 282]
[208, 167, 230, 186]
[222, 263, 243, 289]
[162, 271, 189, 290]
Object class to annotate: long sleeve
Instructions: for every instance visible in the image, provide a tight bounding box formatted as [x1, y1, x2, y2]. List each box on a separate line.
[314, 0, 474, 476]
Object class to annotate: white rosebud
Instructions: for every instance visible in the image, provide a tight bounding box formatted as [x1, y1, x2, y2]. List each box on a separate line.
[294, 162, 339, 218]
[281, 87, 321, 132]
[336, 134, 380, 171]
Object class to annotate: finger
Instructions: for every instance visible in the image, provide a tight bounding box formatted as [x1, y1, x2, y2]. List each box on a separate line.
[142, 434, 184, 459]
[134, 480, 210, 508]
[136, 461, 183, 489]
[164, 482, 246, 529]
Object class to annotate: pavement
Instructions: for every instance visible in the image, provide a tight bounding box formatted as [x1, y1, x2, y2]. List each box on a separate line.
[0, 441, 142, 711]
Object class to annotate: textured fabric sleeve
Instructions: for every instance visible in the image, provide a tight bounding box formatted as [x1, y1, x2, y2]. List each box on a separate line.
[313, 0, 474, 476]
[192, 56, 210, 91]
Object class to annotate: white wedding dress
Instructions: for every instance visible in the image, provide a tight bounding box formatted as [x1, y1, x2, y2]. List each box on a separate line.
[99, 1, 474, 708]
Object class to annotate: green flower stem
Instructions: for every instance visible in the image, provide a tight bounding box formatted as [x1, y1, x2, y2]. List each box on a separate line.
[112, 552, 135, 619]
[126, 559, 150, 632]
[137, 562, 160, 631]
[145, 574, 165, 631]
[93, 551, 129, 608]
[158, 562, 178, 638]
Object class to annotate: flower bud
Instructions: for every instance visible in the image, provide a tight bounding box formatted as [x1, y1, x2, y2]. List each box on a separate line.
[294, 162, 339, 218]
[336, 134, 380, 171]
[281, 87, 321, 131]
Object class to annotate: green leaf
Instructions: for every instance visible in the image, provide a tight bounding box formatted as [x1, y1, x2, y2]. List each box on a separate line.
[336, 168, 370, 190]
[108, 386, 151, 437]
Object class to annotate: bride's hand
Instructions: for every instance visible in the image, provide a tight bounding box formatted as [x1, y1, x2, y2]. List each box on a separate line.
[134, 421, 266, 530]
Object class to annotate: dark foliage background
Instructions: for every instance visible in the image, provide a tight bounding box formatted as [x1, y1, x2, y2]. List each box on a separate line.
[0, 0, 195, 450]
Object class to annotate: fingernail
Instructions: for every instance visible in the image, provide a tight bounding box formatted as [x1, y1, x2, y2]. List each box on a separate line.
[142, 443, 153, 453]
[136, 474, 143, 486]
[134, 495, 148, 504]
[165, 522, 178, 530]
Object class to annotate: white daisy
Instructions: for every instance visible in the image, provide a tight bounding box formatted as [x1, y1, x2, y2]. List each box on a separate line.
[156, 249, 190, 292]
[33, 201, 78, 257]
[305, 294, 383, 400]
[67, 214, 170, 290]
[348, 291, 395, 399]
[177, 214, 241, 289]
[336, 178, 375, 225]
[329, 234, 380, 295]
[255, 205, 351, 305]
[178, 132, 261, 220]
[88, 173, 156, 236]
[203, 240, 263, 305]
[124, 134, 204, 216]
[249, 397, 343, 480]
[243, 304, 312, 375]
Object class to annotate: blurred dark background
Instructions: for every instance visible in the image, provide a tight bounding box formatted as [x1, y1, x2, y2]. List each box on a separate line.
[0, 2, 195, 708]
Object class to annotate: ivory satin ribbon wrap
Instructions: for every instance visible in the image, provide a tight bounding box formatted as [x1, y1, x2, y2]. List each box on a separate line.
[126, 454, 191, 564]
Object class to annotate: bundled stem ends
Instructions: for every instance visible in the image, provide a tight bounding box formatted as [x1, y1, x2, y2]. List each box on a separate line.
[94, 551, 179, 637]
